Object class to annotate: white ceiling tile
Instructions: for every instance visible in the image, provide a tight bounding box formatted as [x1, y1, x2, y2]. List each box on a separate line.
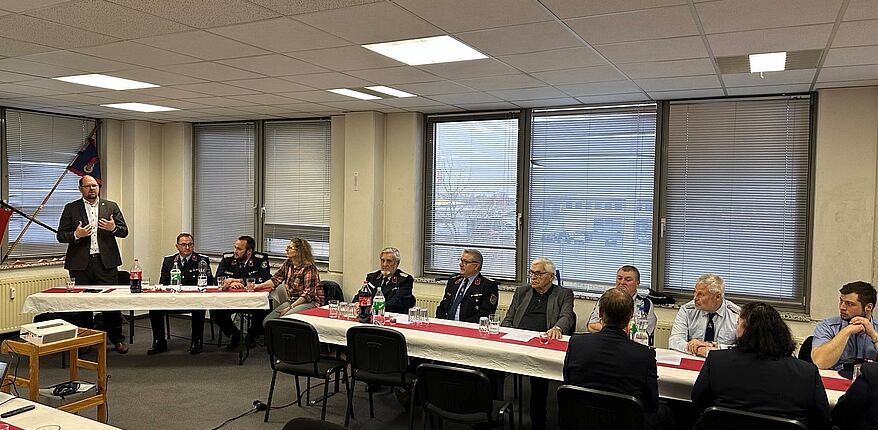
[346, 66, 440, 85]
[456, 74, 547, 91]
[488, 86, 569, 101]
[414, 105, 464, 113]
[128, 86, 211, 99]
[618, 58, 716, 79]
[73, 41, 200, 67]
[394, 0, 553, 33]
[541, 0, 687, 19]
[815, 79, 878, 89]
[497, 47, 609, 73]
[0, 14, 118, 49]
[217, 54, 327, 76]
[844, 0, 878, 20]
[722, 69, 816, 87]
[817, 64, 878, 82]
[162, 62, 264, 81]
[233, 104, 318, 115]
[226, 77, 314, 92]
[374, 97, 445, 108]
[287, 45, 403, 71]
[557, 80, 644, 96]
[279, 72, 373, 89]
[456, 21, 582, 56]
[415, 58, 519, 80]
[189, 107, 262, 117]
[247, 0, 382, 15]
[726, 84, 812, 95]
[137, 99, 210, 110]
[574, 93, 650, 104]
[183, 96, 260, 107]
[210, 17, 349, 54]
[0, 83, 64, 96]
[429, 92, 503, 104]
[596, 36, 708, 63]
[1, 0, 70, 13]
[453, 101, 519, 110]
[279, 90, 357, 103]
[565, 5, 698, 45]
[696, 0, 843, 33]
[22, 51, 137, 73]
[28, 0, 190, 39]
[136, 31, 271, 61]
[0, 58, 84, 77]
[832, 20, 878, 47]
[107, 0, 279, 28]
[172, 82, 257, 96]
[0, 70, 38, 83]
[647, 88, 725, 99]
[16, 78, 109, 94]
[707, 24, 833, 57]
[635, 75, 721, 91]
[294, 2, 443, 44]
[319, 100, 391, 111]
[513, 97, 580, 108]
[0, 37, 56, 57]
[392, 80, 474, 95]
[531, 66, 627, 85]
[823, 46, 878, 67]
[111, 68, 204, 86]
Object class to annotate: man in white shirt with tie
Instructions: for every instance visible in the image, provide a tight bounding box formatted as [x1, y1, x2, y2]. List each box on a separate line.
[435, 249, 499, 323]
[668, 273, 740, 356]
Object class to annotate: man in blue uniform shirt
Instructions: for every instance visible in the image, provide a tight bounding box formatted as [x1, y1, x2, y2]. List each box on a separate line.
[668, 273, 740, 356]
[812, 281, 878, 370]
[212, 236, 272, 348]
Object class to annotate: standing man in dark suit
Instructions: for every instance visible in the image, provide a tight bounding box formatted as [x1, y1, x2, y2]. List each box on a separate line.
[435, 249, 499, 323]
[147, 233, 213, 355]
[502, 257, 575, 430]
[56, 175, 129, 354]
[564, 287, 672, 430]
[359, 247, 415, 314]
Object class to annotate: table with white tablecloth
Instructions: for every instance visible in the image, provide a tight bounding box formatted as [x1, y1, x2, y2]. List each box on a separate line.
[0, 392, 121, 430]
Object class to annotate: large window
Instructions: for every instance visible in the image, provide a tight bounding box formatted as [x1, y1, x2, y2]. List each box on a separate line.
[194, 120, 331, 260]
[3, 109, 97, 259]
[529, 105, 656, 289]
[661, 96, 811, 305]
[424, 113, 519, 278]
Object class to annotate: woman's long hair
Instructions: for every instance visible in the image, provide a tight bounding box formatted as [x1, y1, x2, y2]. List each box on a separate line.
[288, 237, 315, 267]
[736, 301, 796, 359]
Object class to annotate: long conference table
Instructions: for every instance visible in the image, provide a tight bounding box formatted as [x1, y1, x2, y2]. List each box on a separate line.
[0, 392, 121, 430]
[288, 307, 852, 406]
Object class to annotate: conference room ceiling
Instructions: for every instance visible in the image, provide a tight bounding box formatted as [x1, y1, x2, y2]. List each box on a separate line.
[0, 0, 875, 122]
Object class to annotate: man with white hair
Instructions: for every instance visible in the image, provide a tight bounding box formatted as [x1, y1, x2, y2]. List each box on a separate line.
[359, 246, 415, 313]
[668, 273, 740, 357]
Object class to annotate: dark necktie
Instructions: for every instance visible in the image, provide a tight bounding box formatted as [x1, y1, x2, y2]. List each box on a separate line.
[449, 278, 469, 321]
[380, 277, 388, 291]
[704, 312, 717, 342]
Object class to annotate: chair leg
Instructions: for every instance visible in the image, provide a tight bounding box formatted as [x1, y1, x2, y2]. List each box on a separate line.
[165, 313, 171, 339]
[264, 370, 277, 422]
[306, 376, 311, 404]
[321, 373, 331, 421]
[295, 376, 302, 407]
[408, 381, 417, 430]
[346, 377, 356, 427]
[369, 389, 375, 418]
[515, 375, 522, 429]
[209, 316, 215, 340]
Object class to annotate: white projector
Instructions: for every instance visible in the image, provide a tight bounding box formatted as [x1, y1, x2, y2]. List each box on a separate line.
[20, 319, 78, 345]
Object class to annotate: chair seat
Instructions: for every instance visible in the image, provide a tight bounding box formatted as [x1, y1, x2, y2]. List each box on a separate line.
[354, 369, 415, 387]
[276, 357, 346, 378]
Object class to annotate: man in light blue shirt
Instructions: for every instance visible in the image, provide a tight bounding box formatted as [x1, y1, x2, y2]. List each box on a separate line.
[669, 273, 740, 356]
[812, 281, 878, 370]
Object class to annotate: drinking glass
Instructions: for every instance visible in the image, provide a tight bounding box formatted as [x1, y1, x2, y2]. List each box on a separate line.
[328, 300, 339, 318]
[216, 276, 227, 290]
[419, 307, 429, 325]
[478, 317, 490, 335]
[65, 277, 76, 292]
[488, 314, 500, 335]
[539, 332, 549, 345]
[408, 307, 420, 325]
[142, 277, 151, 291]
[245, 278, 256, 292]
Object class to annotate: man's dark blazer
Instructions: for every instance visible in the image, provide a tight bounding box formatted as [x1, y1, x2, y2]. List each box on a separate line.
[691, 348, 830, 429]
[435, 273, 499, 323]
[159, 252, 214, 286]
[56, 198, 128, 271]
[501, 284, 576, 334]
[563, 326, 659, 413]
[359, 269, 415, 313]
[831, 362, 878, 430]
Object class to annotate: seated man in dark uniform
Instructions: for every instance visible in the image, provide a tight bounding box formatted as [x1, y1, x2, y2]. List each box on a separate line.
[212, 235, 271, 348]
[355, 247, 415, 313]
[147, 233, 213, 355]
[435, 248, 498, 323]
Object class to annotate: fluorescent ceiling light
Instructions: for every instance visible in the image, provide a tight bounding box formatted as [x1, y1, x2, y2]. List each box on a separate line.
[53, 74, 159, 90]
[363, 35, 487, 66]
[327, 88, 382, 100]
[749, 52, 786, 73]
[101, 103, 178, 112]
[366, 86, 416, 98]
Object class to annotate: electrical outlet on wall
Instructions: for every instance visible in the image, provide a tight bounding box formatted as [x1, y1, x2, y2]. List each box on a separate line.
[9, 287, 15, 300]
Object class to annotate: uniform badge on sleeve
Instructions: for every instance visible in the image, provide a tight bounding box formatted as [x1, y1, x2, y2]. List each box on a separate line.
[490, 294, 498, 305]
[474, 278, 481, 286]
[391, 276, 398, 284]
[262, 261, 268, 268]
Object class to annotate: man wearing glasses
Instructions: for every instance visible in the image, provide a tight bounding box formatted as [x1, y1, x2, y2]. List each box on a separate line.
[147, 233, 213, 355]
[501, 257, 575, 430]
[436, 249, 499, 323]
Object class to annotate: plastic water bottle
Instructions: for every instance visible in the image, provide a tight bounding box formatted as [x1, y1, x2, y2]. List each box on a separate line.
[372, 286, 386, 325]
[129, 259, 142, 293]
[170, 261, 182, 286]
[357, 281, 373, 323]
[197, 258, 208, 288]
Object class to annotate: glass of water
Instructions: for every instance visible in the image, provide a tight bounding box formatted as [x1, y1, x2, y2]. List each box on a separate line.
[539, 332, 549, 344]
[142, 277, 151, 291]
[245, 277, 256, 292]
[65, 277, 76, 292]
[408, 307, 420, 325]
[478, 317, 490, 335]
[328, 300, 339, 318]
[488, 314, 500, 334]
[419, 307, 429, 325]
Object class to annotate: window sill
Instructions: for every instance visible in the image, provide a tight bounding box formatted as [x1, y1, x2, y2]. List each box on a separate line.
[0, 259, 65, 271]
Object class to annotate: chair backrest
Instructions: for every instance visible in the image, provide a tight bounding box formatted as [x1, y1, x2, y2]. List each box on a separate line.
[265, 319, 321, 375]
[701, 406, 808, 430]
[415, 363, 494, 424]
[117, 270, 130, 285]
[798, 336, 814, 363]
[557, 385, 645, 430]
[319, 280, 345, 302]
[347, 325, 409, 383]
[283, 417, 347, 430]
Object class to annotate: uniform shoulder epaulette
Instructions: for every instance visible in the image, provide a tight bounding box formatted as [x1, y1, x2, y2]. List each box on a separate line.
[726, 301, 741, 314]
[683, 302, 697, 310]
[221, 252, 234, 259]
[252, 252, 268, 260]
[164, 253, 177, 259]
[398, 270, 412, 278]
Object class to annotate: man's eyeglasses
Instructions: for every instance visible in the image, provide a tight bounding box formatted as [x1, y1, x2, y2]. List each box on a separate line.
[529, 270, 549, 277]
[459, 259, 477, 265]
[178, 243, 194, 248]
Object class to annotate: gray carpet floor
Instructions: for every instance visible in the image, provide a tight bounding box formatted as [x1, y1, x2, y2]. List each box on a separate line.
[1, 316, 553, 430]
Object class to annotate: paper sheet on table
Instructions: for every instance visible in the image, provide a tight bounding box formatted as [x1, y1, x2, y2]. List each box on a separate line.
[500, 331, 537, 342]
[655, 348, 684, 366]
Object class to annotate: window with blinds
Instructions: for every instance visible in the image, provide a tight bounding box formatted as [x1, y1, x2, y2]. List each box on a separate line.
[662, 96, 811, 305]
[424, 114, 519, 279]
[4, 110, 96, 258]
[194, 122, 256, 255]
[529, 105, 657, 290]
[263, 120, 331, 261]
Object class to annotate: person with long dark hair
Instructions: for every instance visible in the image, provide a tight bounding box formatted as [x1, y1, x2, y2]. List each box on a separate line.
[691, 302, 830, 429]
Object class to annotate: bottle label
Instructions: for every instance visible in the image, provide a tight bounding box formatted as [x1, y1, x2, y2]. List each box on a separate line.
[359, 295, 372, 307]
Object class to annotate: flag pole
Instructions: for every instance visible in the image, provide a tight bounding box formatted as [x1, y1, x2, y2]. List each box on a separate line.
[2, 120, 102, 263]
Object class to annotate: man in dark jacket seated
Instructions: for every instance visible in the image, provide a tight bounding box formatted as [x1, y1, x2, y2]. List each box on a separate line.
[354, 247, 415, 313]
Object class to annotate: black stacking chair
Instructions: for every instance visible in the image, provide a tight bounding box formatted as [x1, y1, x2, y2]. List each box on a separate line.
[345, 325, 414, 426]
[557, 385, 645, 430]
[798, 336, 814, 363]
[700, 406, 808, 430]
[412, 363, 513, 430]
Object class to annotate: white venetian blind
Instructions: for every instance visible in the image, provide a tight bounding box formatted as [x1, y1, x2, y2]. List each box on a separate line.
[663, 96, 811, 304]
[263, 120, 331, 261]
[529, 105, 657, 290]
[194, 122, 256, 255]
